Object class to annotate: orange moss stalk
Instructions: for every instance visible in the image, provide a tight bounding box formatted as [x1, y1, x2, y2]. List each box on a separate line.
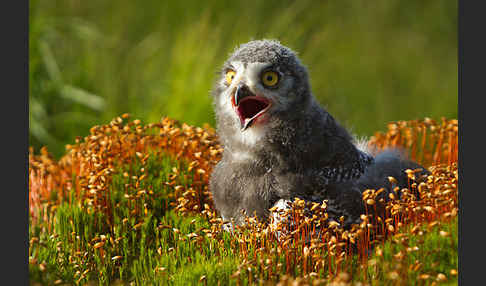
[29, 116, 458, 285]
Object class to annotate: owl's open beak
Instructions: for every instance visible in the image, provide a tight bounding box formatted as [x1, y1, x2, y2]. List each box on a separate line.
[232, 85, 271, 131]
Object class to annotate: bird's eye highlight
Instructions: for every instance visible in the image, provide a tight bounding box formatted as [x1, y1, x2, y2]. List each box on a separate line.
[261, 71, 279, 87]
[225, 70, 236, 85]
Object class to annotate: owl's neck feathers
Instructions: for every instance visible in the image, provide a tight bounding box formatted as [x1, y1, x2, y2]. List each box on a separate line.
[216, 93, 373, 183]
[217, 89, 313, 153]
[217, 94, 332, 163]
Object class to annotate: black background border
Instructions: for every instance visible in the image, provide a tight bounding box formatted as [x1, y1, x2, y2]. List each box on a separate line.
[2, 0, 29, 284]
[458, 0, 485, 285]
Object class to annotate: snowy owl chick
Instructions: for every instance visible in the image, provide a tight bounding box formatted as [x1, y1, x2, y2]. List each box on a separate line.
[209, 39, 427, 228]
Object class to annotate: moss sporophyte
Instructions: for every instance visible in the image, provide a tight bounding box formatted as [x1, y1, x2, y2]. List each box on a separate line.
[29, 115, 458, 285]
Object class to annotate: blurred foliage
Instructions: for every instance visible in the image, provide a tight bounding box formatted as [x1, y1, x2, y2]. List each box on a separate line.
[29, 0, 457, 158]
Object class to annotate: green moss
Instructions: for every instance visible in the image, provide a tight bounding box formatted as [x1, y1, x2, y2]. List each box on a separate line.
[365, 218, 458, 285]
[29, 151, 458, 285]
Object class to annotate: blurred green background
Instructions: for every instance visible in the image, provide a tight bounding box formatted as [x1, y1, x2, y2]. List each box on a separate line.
[29, 0, 457, 158]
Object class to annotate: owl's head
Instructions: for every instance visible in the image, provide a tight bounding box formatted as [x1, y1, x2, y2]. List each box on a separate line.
[212, 40, 312, 138]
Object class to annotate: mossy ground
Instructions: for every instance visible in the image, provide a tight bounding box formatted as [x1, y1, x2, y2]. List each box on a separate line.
[29, 116, 458, 285]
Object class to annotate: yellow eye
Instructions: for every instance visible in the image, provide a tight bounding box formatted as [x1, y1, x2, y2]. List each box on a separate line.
[261, 71, 279, 87]
[225, 70, 236, 85]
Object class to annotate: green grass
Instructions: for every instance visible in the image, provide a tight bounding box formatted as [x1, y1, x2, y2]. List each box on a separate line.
[364, 219, 458, 285]
[29, 0, 457, 158]
[29, 153, 244, 285]
[29, 151, 458, 285]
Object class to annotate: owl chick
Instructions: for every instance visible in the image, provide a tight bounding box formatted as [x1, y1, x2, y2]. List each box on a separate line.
[209, 39, 427, 228]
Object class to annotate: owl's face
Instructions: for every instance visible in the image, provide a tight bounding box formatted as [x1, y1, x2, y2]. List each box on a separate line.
[213, 40, 311, 139]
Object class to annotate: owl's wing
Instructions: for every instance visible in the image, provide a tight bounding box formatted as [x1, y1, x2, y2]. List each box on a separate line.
[320, 136, 374, 183]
